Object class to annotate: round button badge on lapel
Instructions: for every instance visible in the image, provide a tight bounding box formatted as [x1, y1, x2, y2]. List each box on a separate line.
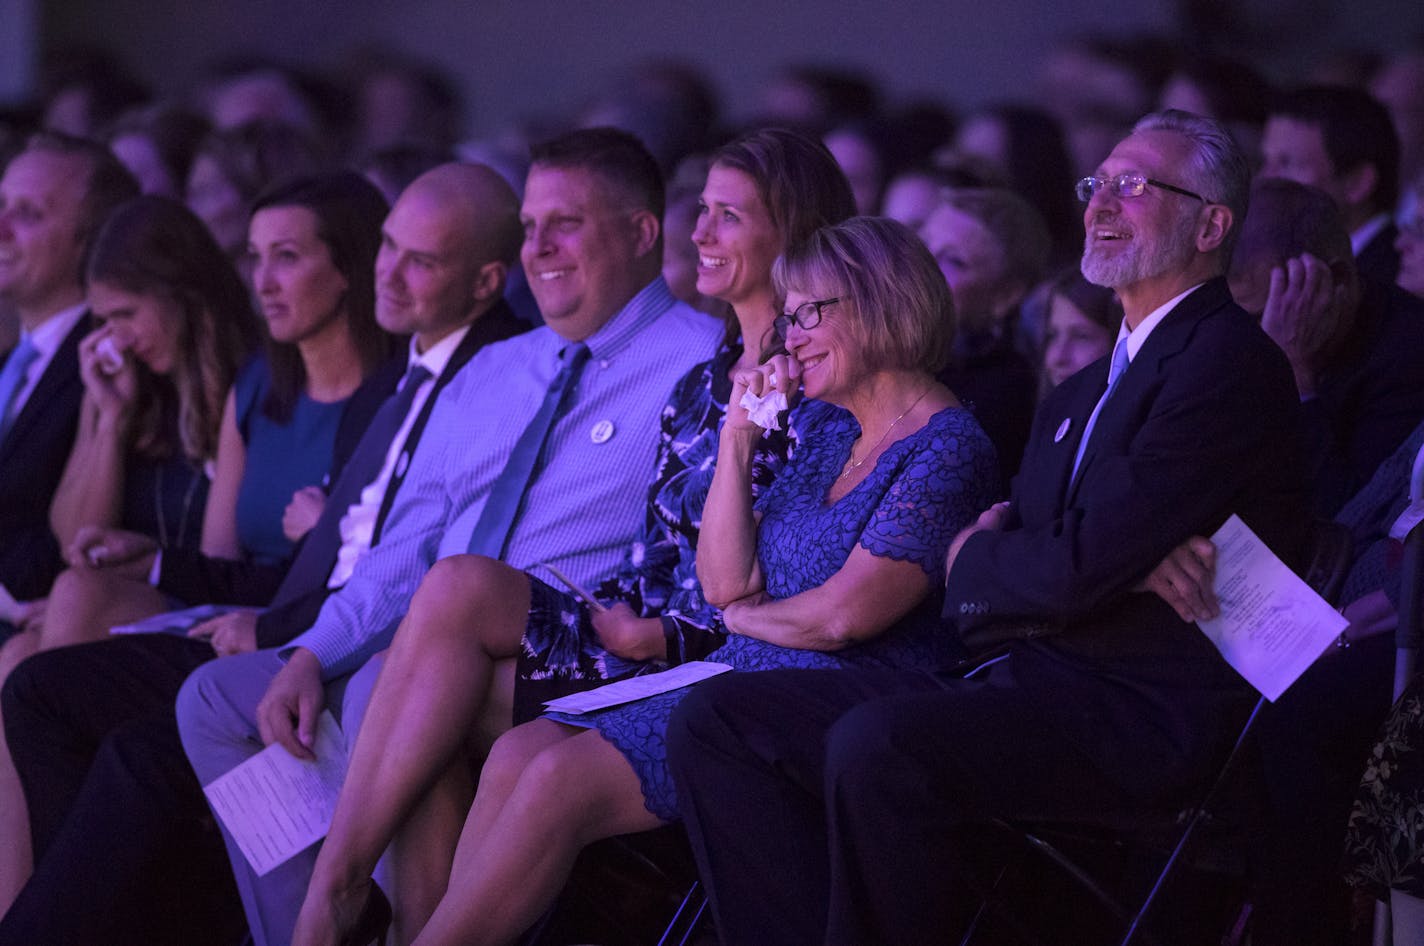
[590, 419, 615, 444]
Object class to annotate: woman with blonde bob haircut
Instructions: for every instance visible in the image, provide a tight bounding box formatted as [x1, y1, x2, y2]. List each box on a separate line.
[774, 212, 954, 376]
[358, 215, 999, 946]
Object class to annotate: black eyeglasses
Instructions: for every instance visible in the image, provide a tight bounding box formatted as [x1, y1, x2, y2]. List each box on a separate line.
[1075, 172, 1208, 205]
[774, 297, 839, 339]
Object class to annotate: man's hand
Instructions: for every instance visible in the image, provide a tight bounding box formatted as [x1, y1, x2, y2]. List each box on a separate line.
[65, 526, 158, 578]
[1259, 253, 1351, 399]
[188, 610, 260, 657]
[255, 648, 325, 761]
[283, 486, 326, 543]
[590, 602, 667, 662]
[1135, 536, 1219, 622]
[944, 502, 1012, 579]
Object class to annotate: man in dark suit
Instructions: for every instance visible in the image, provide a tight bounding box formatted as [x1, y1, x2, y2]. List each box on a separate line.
[666, 110, 1308, 945]
[0, 163, 527, 946]
[1262, 85, 1402, 288]
[0, 133, 138, 613]
[1228, 176, 1424, 518]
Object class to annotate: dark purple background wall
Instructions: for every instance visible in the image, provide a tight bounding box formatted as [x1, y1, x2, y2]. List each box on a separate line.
[22, 0, 1424, 137]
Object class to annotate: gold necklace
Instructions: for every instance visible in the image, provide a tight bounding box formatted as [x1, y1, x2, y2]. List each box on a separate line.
[838, 388, 932, 480]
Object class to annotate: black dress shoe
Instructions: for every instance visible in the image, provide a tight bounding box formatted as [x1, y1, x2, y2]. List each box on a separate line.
[341, 883, 391, 946]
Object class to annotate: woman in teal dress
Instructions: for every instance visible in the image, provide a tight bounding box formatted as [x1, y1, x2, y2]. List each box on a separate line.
[352, 217, 998, 946]
[0, 173, 393, 913]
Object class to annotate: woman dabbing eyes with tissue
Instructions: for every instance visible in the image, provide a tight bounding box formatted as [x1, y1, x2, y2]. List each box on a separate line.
[289, 127, 858, 945]
[339, 214, 1000, 946]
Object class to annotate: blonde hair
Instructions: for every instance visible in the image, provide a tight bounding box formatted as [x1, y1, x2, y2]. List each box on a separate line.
[773, 216, 952, 374]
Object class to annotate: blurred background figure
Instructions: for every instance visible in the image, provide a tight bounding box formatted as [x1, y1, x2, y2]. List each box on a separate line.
[576, 60, 720, 174]
[922, 187, 1049, 488]
[184, 120, 326, 268]
[1396, 172, 1424, 298]
[1370, 44, 1424, 223]
[38, 47, 149, 139]
[949, 103, 1079, 267]
[1158, 53, 1273, 170]
[347, 49, 464, 158]
[1037, 35, 1168, 178]
[105, 105, 211, 199]
[1261, 85, 1401, 287]
[1031, 269, 1120, 392]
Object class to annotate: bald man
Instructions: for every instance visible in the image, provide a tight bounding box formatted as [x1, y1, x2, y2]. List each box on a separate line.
[0, 163, 530, 946]
[175, 128, 721, 946]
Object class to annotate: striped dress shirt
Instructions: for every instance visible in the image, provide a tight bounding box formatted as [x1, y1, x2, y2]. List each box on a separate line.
[285, 278, 723, 679]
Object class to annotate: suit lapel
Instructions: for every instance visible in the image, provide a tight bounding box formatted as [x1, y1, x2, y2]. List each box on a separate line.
[0, 313, 88, 460]
[1062, 280, 1231, 504]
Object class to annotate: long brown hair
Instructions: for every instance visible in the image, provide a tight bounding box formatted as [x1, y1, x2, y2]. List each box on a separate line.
[248, 172, 393, 422]
[85, 195, 257, 461]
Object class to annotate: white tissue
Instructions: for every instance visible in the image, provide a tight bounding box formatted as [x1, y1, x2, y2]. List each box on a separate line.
[739, 388, 789, 432]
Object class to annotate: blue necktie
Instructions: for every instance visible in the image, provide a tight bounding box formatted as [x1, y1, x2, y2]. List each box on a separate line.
[1070, 336, 1130, 483]
[270, 364, 432, 608]
[0, 336, 40, 445]
[466, 342, 591, 558]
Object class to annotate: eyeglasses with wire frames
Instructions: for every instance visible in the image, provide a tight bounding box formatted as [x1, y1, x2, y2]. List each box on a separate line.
[774, 297, 839, 339]
[1075, 172, 1208, 205]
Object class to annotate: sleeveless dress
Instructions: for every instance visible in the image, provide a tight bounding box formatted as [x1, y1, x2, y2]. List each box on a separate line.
[547, 398, 999, 820]
[231, 357, 350, 565]
[513, 345, 795, 720]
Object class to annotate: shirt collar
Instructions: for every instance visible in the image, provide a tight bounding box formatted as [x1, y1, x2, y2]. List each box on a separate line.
[23, 304, 88, 357]
[410, 323, 471, 379]
[1116, 281, 1203, 362]
[1351, 213, 1393, 257]
[570, 276, 677, 362]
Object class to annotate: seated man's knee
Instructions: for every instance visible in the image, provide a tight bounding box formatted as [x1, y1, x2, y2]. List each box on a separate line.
[175, 655, 264, 750]
[824, 699, 924, 800]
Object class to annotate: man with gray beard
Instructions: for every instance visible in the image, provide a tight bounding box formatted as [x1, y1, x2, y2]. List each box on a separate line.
[666, 110, 1308, 944]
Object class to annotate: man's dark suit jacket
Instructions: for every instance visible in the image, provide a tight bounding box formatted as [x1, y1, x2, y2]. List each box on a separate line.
[0, 315, 89, 601]
[945, 278, 1308, 801]
[1355, 222, 1400, 289]
[1307, 279, 1424, 516]
[0, 303, 526, 946]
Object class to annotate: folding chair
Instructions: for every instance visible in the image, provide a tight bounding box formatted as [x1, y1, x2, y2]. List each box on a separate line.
[965, 518, 1356, 946]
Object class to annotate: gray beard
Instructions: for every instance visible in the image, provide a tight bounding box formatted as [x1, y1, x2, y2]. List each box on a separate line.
[1080, 213, 1196, 289]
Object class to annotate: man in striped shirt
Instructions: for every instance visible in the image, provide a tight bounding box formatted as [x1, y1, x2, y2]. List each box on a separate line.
[175, 127, 722, 946]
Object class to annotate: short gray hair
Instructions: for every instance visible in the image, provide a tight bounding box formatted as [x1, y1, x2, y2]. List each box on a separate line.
[1132, 109, 1250, 258]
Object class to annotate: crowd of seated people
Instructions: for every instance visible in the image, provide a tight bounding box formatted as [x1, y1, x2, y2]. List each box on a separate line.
[1, 30, 1424, 946]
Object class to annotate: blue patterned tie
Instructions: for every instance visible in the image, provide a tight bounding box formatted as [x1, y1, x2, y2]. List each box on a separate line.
[466, 342, 591, 558]
[1070, 336, 1130, 483]
[0, 336, 40, 445]
[269, 364, 434, 607]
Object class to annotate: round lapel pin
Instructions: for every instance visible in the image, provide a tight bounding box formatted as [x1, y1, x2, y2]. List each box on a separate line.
[590, 419, 615, 444]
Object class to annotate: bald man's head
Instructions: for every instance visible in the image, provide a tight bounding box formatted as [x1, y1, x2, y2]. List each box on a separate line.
[374, 162, 522, 346]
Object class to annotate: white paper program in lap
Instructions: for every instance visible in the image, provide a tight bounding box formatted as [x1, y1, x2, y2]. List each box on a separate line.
[1195, 514, 1347, 702]
[543, 660, 734, 714]
[201, 710, 348, 876]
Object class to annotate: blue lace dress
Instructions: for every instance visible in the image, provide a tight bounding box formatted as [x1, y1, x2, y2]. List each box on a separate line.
[512, 345, 796, 721]
[547, 398, 999, 820]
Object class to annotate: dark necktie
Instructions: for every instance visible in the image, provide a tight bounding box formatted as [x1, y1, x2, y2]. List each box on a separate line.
[269, 364, 432, 609]
[466, 342, 591, 558]
[1070, 336, 1130, 484]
